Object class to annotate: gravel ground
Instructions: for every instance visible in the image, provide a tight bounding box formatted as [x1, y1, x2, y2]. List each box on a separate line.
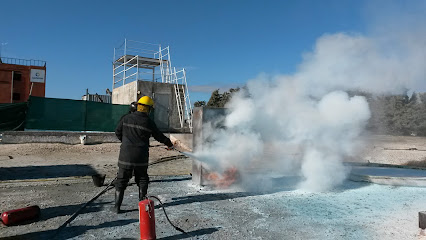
[1, 176, 425, 240]
[0, 135, 425, 239]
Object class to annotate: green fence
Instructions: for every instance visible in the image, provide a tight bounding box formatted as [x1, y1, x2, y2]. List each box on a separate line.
[0, 102, 27, 131]
[25, 96, 129, 132]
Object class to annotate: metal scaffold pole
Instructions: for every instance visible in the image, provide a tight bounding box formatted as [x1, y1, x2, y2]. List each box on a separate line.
[111, 39, 192, 132]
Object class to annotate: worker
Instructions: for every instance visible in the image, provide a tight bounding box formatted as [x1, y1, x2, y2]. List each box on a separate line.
[129, 101, 137, 113]
[118, 101, 138, 122]
[113, 96, 174, 213]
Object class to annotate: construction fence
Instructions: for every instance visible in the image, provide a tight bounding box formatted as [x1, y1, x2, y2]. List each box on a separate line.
[0, 102, 27, 131]
[0, 96, 130, 132]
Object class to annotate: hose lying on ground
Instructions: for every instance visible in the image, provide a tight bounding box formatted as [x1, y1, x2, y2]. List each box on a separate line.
[148, 154, 188, 166]
[52, 176, 117, 237]
[147, 195, 194, 239]
[53, 153, 189, 237]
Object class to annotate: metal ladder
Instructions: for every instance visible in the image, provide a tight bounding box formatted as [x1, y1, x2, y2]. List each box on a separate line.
[156, 46, 192, 132]
[172, 68, 192, 131]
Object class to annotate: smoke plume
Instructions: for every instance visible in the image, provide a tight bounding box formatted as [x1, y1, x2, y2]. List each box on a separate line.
[194, 1, 426, 192]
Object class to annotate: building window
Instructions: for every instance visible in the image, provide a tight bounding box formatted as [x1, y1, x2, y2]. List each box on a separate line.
[13, 93, 20, 100]
[13, 72, 22, 81]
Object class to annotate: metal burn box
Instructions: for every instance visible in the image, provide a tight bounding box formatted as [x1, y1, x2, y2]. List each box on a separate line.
[191, 107, 227, 186]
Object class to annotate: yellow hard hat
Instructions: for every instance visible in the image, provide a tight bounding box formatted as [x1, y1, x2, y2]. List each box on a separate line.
[138, 96, 154, 107]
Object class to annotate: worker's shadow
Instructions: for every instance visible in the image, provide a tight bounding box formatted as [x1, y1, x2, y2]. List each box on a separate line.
[160, 191, 257, 209]
[0, 164, 98, 181]
[150, 176, 192, 183]
[157, 227, 220, 240]
[127, 176, 192, 186]
[40, 201, 109, 221]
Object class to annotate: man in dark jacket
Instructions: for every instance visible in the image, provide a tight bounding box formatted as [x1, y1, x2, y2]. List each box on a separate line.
[113, 96, 173, 213]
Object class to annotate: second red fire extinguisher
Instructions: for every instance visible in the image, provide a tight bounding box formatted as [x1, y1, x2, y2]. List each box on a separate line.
[1, 205, 40, 226]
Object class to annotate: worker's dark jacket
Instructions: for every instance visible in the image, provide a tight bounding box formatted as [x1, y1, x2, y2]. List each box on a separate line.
[115, 111, 172, 168]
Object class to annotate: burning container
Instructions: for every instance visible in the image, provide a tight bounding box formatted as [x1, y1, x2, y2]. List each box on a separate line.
[192, 107, 228, 187]
[191, 106, 303, 190]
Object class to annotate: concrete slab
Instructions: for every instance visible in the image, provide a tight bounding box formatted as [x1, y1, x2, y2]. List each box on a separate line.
[2, 131, 119, 144]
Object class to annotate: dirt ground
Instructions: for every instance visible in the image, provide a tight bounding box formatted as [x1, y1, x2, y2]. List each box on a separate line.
[358, 134, 426, 167]
[0, 135, 425, 239]
[0, 141, 191, 183]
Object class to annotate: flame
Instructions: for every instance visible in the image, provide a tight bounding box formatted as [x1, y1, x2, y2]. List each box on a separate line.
[205, 166, 240, 188]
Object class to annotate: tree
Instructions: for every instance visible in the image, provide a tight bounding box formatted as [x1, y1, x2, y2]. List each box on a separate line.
[194, 101, 206, 107]
[207, 89, 222, 107]
[363, 92, 426, 136]
[206, 88, 241, 107]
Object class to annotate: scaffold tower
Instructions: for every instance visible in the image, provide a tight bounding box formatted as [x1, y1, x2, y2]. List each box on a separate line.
[112, 39, 192, 131]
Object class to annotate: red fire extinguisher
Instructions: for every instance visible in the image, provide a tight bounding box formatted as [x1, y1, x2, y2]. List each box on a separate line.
[1, 205, 40, 226]
[139, 198, 156, 240]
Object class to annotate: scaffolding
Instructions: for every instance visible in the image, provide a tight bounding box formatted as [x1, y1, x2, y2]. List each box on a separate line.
[112, 39, 192, 131]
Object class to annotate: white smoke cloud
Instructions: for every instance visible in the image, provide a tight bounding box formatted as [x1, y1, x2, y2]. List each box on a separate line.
[193, 1, 426, 192]
[296, 32, 426, 96]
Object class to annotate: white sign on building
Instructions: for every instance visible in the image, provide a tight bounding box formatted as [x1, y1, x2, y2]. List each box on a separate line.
[30, 69, 45, 83]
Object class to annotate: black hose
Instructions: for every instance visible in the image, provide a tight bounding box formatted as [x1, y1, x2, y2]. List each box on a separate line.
[52, 154, 189, 237]
[146, 195, 194, 238]
[148, 154, 187, 166]
[52, 176, 117, 237]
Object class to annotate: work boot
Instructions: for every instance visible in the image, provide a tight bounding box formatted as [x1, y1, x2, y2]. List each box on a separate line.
[113, 189, 125, 213]
[138, 186, 148, 201]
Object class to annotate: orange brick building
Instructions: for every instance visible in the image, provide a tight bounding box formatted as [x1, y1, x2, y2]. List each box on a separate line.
[0, 57, 46, 103]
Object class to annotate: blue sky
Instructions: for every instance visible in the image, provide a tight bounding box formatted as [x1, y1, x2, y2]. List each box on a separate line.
[1, 0, 422, 103]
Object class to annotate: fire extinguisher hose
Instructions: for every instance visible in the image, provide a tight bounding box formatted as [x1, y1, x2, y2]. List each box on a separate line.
[52, 176, 117, 237]
[52, 154, 191, 238]
[146, 195, 194, 238]
[53, 155, 187, 233]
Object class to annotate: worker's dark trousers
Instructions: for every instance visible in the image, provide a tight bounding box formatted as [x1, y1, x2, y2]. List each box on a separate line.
[115, 166, 149, 192]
